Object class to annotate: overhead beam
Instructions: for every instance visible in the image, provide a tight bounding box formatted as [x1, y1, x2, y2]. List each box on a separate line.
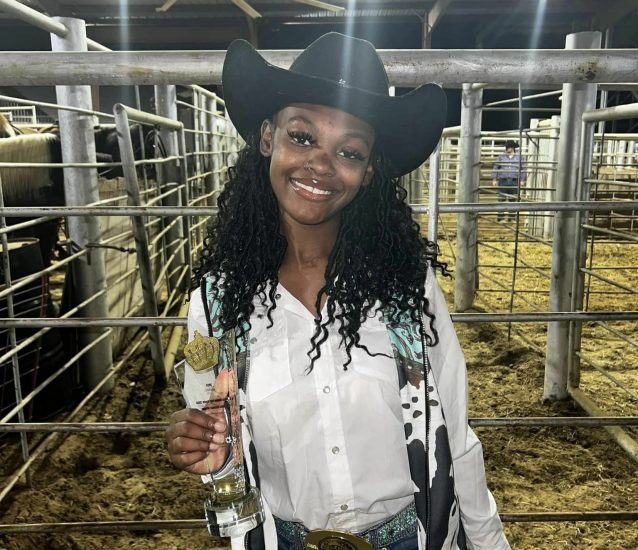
[231, 0, 261, 19]
[422, 0, 453, 48]
[156, 0, 179, 13]
[0, 49, 636, 86]
[428, 0, 452, 30]
[294, 0, 345, 13]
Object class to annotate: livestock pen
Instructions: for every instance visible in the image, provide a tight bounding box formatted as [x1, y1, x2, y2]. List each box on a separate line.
[0, 5, 637, 550]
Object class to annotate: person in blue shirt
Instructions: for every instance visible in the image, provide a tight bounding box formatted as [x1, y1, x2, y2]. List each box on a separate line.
[491, 140, 526, 221]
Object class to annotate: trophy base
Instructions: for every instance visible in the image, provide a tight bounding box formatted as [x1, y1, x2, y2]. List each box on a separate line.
[204, 486, 265, 538]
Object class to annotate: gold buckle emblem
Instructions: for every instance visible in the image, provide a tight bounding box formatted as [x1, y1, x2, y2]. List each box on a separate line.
[183, 330, 220, 371]
[305, 529, 374, 550]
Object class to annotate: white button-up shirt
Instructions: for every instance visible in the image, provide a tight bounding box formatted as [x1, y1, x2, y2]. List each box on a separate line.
[188, 284, 415, 532]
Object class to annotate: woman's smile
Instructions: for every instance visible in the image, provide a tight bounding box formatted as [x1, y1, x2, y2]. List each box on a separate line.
[289, 176, 337, 201]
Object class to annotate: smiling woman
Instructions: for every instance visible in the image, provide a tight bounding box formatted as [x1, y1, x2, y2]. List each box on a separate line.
[165, 33, 510, 550]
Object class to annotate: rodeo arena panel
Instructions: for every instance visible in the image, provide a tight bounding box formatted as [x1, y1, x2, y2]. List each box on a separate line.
[0, 1, 637, 549]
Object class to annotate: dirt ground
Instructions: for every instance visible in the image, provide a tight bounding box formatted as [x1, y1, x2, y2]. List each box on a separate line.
[0, 226, 637, 550]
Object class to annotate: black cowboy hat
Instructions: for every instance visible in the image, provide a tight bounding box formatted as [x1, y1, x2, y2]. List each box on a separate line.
[505, 140, 519, 150]
[222, 33, 447, 177]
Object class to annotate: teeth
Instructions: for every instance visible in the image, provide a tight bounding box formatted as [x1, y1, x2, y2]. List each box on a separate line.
[292, 179, 334, 196]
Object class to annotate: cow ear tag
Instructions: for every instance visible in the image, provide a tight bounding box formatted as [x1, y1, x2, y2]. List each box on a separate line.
[183, 330, 220, 371]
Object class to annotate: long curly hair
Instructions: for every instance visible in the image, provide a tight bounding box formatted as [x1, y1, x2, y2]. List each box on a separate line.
[192, 126, 448, 368]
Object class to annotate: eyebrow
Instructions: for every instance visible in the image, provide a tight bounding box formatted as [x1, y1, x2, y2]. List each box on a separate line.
[285, 115, 373, 148]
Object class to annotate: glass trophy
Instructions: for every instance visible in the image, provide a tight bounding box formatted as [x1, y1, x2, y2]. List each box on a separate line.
[178, 329, 265, 538]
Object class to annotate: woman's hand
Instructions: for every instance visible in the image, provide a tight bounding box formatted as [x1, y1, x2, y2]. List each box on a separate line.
[166, 407, 229, 475]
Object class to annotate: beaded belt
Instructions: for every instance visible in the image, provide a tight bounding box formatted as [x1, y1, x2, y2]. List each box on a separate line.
[274, 502, 417, 550]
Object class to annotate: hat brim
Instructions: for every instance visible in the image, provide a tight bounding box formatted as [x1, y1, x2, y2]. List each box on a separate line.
[222, 39, 447, 177]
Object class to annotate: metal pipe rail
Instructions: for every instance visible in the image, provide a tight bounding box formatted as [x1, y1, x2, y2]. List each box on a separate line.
[0, 331, 150, 503]
[0, 156, 178, 170]
[576, 352, 638, 403]
[0, 285, 105, 367]
[2, 511, 638, 534]
[2, 200, 638, 218]
[483, 107, 561, 112]
[478, 271, 544, 314]
[582, 224, 638, 243]
[0, 330, 113, 424]
[3, 416, 638, 432]
[583, 102, 638, 123]
[1, 49, 637, 87]
[0, 0, 106, 51]
[580, 267, 638, 294]
[478, 241, 551, 281]
[483, 90, 563, 107]
[0, 93, 114, 120]
[0, 0, 67, 37]
[114, 103, 182, 131]
[587, 179, 638, 188]
[1, 311, 637, 329]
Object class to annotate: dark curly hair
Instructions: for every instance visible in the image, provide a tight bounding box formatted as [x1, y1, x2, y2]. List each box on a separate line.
[192, 127, 448, 368]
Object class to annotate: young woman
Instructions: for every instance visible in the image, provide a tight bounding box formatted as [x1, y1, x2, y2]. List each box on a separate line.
[166, 33, 510, 550]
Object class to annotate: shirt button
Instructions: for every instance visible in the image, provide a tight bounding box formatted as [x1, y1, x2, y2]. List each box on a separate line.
[323, 386, 330, 394]
[340, 504, 348, 511]
[275, 293, 281, 299]
[331, 446, 340, 454]
[250, 337, 257, 344]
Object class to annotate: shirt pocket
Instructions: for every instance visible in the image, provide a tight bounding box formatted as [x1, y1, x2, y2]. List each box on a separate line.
[348, 322, 398, 389]
[246, 316, 293, 403]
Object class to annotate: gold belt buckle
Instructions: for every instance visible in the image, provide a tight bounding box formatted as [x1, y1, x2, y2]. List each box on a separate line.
[305, 529, 374, 550]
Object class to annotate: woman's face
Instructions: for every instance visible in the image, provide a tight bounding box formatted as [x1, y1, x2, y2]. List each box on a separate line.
[259, 103, 375, 228]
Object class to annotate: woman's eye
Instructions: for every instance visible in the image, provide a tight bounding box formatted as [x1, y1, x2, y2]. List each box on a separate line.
[287, 130, 314, 146]
[339, 149, 366, 161]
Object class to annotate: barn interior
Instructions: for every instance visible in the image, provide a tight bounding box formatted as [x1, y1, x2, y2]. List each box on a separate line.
[0, 0, 637, 549]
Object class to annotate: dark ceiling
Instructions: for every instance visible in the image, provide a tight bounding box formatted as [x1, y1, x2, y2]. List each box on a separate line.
[1, 0, 637, 51]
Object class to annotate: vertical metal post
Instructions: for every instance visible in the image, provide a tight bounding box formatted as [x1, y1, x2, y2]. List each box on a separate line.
[113, 105, 166, 386]
[544, 31, 601, 401]
[212, 99, 223, 195]
[197, 92, 209, 248]
[454, 83, 483, 311]
[526, 119, 540, 236]
[178, 127, 193, 274]
[543, 115, 561, 240]
[428, 142, 441, 244]
[154, 85, 186, 291]
[191, 90, 203, 248]
[0, 175, 32, 485]
[51, 18, 113, 392]
[597, 28, 613, 136]
[568, 119, 595, 390]
[203, 96, 215, 205]
[134, 85, 149, 192]
[192, 90, 202, 188]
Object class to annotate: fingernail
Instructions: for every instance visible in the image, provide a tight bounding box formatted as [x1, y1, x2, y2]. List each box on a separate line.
[214, 422, 225, 431]
[212, 433, 225, 444]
